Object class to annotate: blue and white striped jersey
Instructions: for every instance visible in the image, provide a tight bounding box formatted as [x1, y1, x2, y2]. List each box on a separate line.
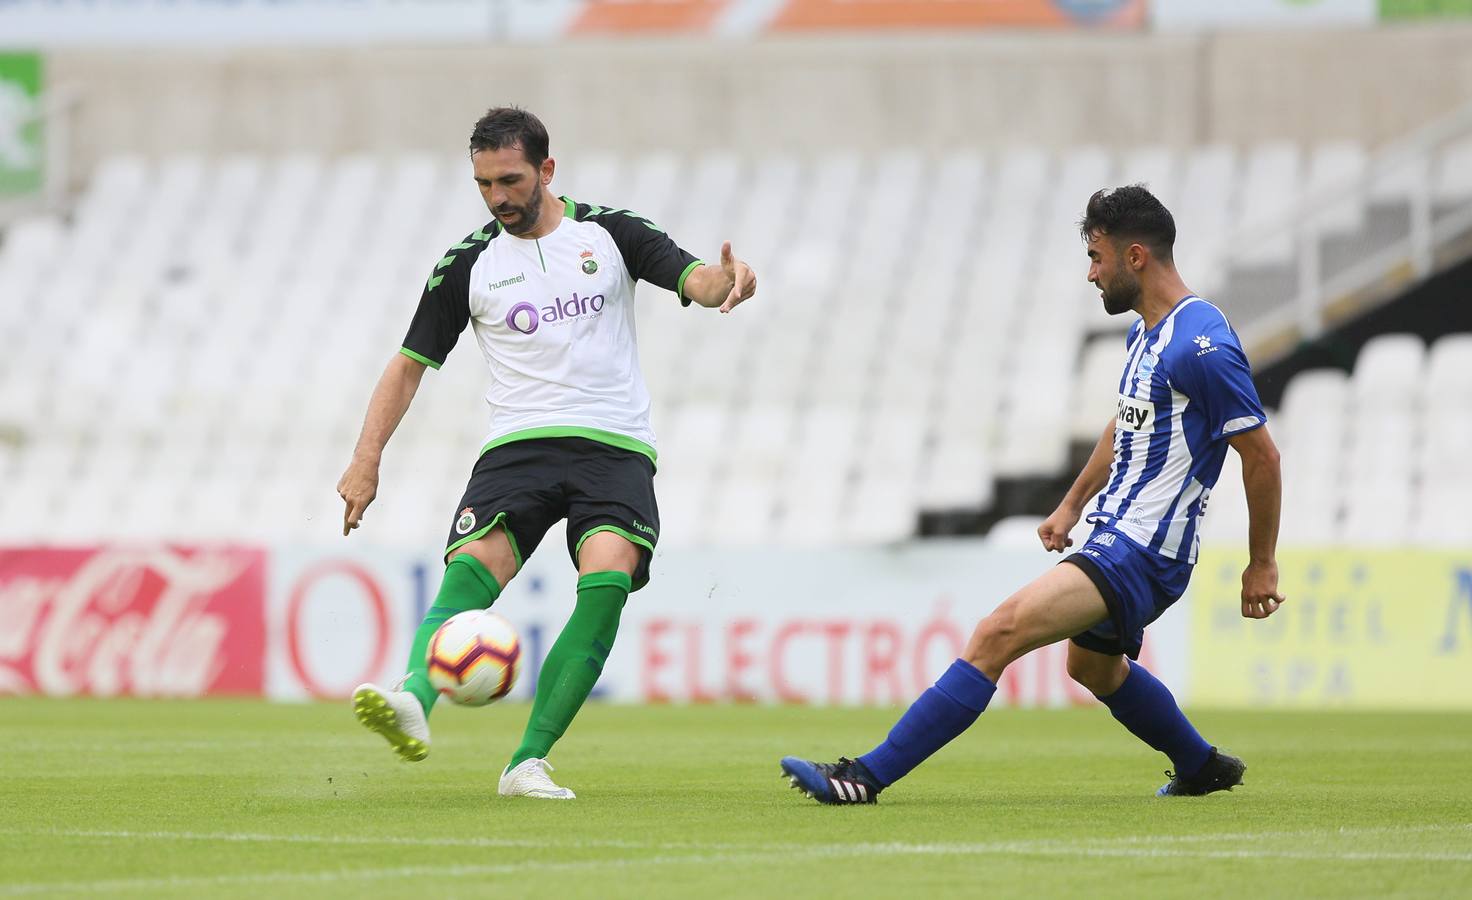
[1086, 296, 1266, 563]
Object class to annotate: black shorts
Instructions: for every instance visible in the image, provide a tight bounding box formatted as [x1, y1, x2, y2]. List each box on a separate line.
[443, 437, 660, 590]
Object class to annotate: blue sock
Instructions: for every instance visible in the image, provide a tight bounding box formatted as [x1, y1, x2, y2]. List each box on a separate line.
[858, 659, 997, 786]
[1097, 659, 1212, 777]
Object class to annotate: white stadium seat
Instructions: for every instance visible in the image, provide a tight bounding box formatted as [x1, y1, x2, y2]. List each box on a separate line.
[984, 515, 1047, 548]
[1340, 486, 1413, 546]
[1070, 334, 1128, 442]
[1426, 333, 1472, 403]
[1236, 141, 1303, 266]
[1197, 447, 1249, 545]
[1350, 333, 1426, 409]
[918, 439, 994, 510]
[1411, 485, 1472, 547]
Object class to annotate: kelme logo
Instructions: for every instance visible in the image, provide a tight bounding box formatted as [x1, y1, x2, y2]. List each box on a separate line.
[504, 293, 606, 336]
[580, 250, 598, 275]
[455, 507, 476, 535]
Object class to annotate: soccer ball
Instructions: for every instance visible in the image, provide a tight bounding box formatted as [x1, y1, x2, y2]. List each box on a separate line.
[426, 610, 522, 706]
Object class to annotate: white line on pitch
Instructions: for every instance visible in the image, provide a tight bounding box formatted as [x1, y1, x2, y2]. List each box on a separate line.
[0, 827, 688, 851]
[3, 828, 1471, 894]
[6, 821, 1468, 854]
[1069, 822, 1472, 845]
[847, 842, 1472, 863]
[0, 857, 658, 896]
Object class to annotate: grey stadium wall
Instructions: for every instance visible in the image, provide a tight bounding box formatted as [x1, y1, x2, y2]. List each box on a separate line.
[42, 22, 1472, 172]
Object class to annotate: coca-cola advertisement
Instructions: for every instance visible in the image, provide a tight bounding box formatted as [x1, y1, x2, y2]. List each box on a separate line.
[0, 546, 267, 697]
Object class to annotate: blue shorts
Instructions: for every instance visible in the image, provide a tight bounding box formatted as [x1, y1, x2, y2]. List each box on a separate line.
[1062, 526, 1193, 659]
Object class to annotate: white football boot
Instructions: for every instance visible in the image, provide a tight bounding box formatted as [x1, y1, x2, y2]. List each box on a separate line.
[498, 758, 576, 799]
[352, 681, 430, 762]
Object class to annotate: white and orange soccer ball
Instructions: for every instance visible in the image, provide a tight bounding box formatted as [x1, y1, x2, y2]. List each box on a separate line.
[425, 610, 523, 706]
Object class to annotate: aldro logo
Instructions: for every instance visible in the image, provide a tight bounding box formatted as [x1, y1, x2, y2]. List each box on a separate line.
[504, 293, 607, 335]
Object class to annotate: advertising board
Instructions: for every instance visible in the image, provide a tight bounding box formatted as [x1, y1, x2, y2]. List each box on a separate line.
[0, 546, 267, 697]
[1152, 0, 1375, 30]
[0, 52, 41, 197]
[1189, 549, 1472, 708]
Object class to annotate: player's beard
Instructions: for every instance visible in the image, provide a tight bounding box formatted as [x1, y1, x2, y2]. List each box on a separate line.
[494, 191, 544, 236]
[1099, 266, 1141, 316]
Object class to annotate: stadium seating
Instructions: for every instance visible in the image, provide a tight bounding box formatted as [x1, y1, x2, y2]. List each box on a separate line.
[1, 141, 1468, 549]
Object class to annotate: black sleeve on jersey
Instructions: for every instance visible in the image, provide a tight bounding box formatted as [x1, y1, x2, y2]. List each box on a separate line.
[578, 204, 704, 307]
[400, 224, 498, 369]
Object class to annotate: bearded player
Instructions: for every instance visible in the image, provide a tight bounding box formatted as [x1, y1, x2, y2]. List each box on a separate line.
[339, 107, 756, 799]
[779, 185, 1283, 803]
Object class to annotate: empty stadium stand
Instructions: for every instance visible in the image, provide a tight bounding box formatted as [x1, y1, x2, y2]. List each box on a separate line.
[2, 136, 1470, 548]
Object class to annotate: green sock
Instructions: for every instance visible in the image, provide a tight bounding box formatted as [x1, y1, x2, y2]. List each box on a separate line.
[509, 571, 630, 768]
[402, 553, 502, 715]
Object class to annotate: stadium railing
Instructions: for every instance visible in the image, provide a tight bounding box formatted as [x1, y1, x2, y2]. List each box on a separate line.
[1218, 99, 1472, 361]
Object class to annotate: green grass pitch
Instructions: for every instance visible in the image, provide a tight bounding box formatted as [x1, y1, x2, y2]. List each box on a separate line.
[3, 698, 1470, 898]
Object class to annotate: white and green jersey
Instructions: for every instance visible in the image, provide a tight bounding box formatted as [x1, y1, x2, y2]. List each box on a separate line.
[400, 197, 703, 464]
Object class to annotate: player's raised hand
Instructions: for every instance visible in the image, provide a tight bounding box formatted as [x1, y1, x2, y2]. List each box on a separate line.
[719, 241, 756, 313]
[1038, 505, 1081, 553]
[1240, 559, 1285, 619]
[337, 459, 380, 536]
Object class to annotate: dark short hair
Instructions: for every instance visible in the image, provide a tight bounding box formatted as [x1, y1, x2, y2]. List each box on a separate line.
[469, 107, 550, 168]
[1079, 185, 1175, 262]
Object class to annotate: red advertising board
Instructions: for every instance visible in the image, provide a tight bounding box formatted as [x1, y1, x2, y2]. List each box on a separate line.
[570, 0, 732, 34]
[566, 0, 1144, 34]
[768, 0, 1145, 31]
[635, 613, 1159, 707]
[0, 546, 267, 697]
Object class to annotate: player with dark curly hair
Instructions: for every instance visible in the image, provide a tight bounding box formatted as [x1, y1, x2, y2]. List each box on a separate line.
[780, 185, 1283, 804]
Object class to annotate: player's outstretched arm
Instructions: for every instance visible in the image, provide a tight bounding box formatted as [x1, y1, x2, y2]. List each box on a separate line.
[1039, 418, 1116, 552]
[682, 241, 756, 313]
[1229, 424, 1285, 619]
[337, 353, 428, 536]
